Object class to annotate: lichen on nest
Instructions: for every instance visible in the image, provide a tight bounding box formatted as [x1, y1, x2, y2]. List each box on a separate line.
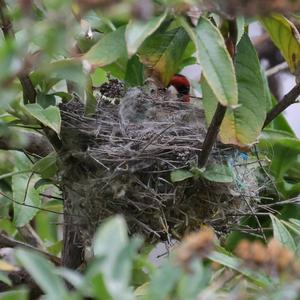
[59, 79, 267, 246]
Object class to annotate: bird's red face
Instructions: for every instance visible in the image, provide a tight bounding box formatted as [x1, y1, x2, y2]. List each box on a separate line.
[168, 74, 190, 103]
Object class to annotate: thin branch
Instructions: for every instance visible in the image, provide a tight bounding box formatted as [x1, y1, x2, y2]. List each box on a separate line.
[199, 20, 237, 168]
[0, 0, 36, 104]
[199, 103, 227, 167]
[18, 224, 47, 251]
[0, 190, 64, 215]
[0, 232, 61, 265]
[0, 131, 53, 157]
[266, 62, 288, 77]
[263, 84, 300, 128]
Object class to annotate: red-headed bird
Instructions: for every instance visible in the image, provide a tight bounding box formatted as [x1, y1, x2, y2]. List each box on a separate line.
[168, 74, 190, 103]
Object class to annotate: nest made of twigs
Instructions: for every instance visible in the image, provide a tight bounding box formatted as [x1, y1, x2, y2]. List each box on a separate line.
[59, 79, 267, 245]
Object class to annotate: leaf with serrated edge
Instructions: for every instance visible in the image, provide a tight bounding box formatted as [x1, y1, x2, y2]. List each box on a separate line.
[203, 34, 267, 146]
[182, 17, 238, 107]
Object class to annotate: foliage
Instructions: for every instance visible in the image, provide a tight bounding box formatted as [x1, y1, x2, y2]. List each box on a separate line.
[1, 0, 300, 299]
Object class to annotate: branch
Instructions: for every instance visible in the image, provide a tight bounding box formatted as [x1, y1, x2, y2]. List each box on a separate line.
[18, 224, 47, 251]
[0, 131, 53, 157]
[199, 103, 227, 167]
[199, 20, 237, 168]
[266, 62, 288, 77]
[0, 232, 61, 265]
[263, 84, 300, 128]
[0, 268, 42, 297]
[0, 0, 36, 104]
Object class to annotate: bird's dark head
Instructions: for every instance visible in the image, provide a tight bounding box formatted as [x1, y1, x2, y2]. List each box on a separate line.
[168, 74, 190, 102]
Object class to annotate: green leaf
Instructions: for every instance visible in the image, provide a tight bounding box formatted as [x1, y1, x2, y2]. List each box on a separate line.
[203, 34, 267, 146]
[36, 92, 56, 109]
[270, 214, 297, 252]
[15, 249, 67, 298]
[84, 26, 127, 67]
[38, 59, 86, 88]
[208, 250, 270, 287]
[236, 16, 245, 44]
[202, 163, 233, 183]
[91, 68, 108, 86]
[32, 152, 58, 179]
[139, 24, 190, 85]
[280, 220, 300, 236]
[176, 261, 210, 300]
[24, 103, 61, 135]
[0, 289, 28, 300]
[170, 169, 193, 183]
[0, 271, 12, 286]
[183, 17, 237, 107]
[146, 263, 182, 300]
[289, 218, 300, 229]
[125, 55, 144, 86]
[57, 268, 85, 290]
[259, 129, 300, 152]
[125, 12, 167, 57]
[261, 14, 300, 74]
[92, 216, 138, 300]
[12, 173, 41, 227]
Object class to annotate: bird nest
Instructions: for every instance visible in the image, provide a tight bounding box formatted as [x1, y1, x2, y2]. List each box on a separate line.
[59, 79, 266, 246]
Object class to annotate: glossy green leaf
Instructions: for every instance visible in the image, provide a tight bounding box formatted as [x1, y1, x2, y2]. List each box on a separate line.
[125, 12, 167, 57]
[202, 163, 234, 183]
[15, 249, 67, 298]
[261, 14, 300, 74]
[170, 169, 193, 183]
[12, 173, 41, 227]
[24, 104, 61, 135]
[139, 25, 190, 85]
[125, 55, 144, 86]
[83, 26, 127, 67]
[32, 152, 58, 179]
[203, 34, 267, 146]
[270, 214, 296, 252]
[183, 17, 237, 107]
[36, 92, 56, 109]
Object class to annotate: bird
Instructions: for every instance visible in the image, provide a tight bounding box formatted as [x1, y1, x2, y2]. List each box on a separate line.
[168, 74, 191, 103]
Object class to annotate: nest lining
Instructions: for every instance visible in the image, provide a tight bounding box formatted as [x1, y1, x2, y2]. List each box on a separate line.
[59, 80, 265, 245]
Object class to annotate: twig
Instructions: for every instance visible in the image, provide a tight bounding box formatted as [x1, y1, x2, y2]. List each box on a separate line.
[0, 131, 53, 157]
[263, 84, 300, 128]
[199, 19, 237, 167]
[39, 193, 64, 201]
[18, 224, 47, 251]
[0, 232, 61, 265]
[0, 0, 36, 104]
[0, 190, 64, 215]
[199, 103, 227, 167]
[266, 62, 288, 77]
